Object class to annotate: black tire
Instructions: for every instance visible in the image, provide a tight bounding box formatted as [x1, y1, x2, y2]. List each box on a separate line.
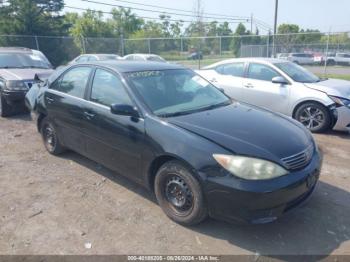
[0, 93, 13, 117]
[40, 118, 65, 155]
[294, 102, 331, 133]
[154, 160, 208, 226]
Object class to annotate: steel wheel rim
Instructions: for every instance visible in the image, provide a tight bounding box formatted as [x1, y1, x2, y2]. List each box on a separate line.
[165, 175, 194, 214]
[43, 124, 56, 152]
[299, 107, 325, 130]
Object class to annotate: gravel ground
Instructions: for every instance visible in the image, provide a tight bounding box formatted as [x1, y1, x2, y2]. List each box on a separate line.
[0, 114, 349, 256]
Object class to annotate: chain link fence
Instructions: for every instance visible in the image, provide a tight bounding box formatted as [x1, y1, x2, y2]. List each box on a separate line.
[1, 32, 349, 73]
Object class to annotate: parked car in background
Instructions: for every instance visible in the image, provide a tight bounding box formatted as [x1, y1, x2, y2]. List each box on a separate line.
[276, 53, 288, 59]
[283, 53, 315, 65]
[26, 61, 321, 225]
[187, 51, 203, 60]
[198, 58, 350, 133]
[0, 47, 53, 117]
[123, 53, 167, 63]
[326, 53, 350, 66]
[69, 54, 121, 64]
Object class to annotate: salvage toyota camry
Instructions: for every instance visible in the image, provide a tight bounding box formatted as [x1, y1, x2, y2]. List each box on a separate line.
[26, 61, 322, 225]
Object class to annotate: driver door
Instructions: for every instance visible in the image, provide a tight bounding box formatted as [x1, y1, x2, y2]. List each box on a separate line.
[242, 63, 290, 114]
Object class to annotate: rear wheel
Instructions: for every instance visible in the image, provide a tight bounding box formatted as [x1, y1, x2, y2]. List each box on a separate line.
[0, 93, 13, 117]
[40, 118, 65, 155]
[154, 160, 208, 226]
[294, 102, 331, 133]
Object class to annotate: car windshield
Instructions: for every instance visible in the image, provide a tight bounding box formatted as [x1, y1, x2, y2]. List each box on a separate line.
[0, 53, 51, 69]
[126, 69, 231, 117]
[274, 62, 321, 83]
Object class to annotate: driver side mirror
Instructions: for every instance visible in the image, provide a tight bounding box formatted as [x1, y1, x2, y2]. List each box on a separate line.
[272, 76, 289, 85]
[110, 104, 139, 118]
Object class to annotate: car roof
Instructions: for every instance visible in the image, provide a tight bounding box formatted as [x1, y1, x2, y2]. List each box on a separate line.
[77, 60, 183, 72]
[203, 57, 288, 69]
[124, 53, 161, 57]
[0, 47, 33, 54]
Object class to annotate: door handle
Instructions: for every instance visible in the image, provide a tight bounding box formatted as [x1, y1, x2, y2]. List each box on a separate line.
[46, 97, 54, 104]
[244, 83, 254, 88]
[84, 111, 95, 119]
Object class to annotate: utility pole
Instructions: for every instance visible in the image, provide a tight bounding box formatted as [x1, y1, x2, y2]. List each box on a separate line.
[272, 0, 278, 57]
[250, 13, 253, 33]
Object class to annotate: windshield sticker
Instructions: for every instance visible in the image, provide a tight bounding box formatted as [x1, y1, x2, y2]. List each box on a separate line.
[127, 71, 163, 78]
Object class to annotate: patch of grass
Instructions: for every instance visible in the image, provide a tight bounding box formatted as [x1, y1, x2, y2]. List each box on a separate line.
[316, 74, 350, 81]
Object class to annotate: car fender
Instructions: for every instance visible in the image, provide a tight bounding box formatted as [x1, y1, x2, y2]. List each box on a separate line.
[288, 84, 334, 116]
[142, 116, 230, 189]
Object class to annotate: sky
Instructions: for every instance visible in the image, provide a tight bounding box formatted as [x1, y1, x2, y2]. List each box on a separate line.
[65, 0, 350, 34]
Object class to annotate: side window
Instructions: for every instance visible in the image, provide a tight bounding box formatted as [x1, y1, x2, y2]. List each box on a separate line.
[125, 55, 134, 61]
[247, 63, 281, 82]
[216, 63, 245, 77]
[90, 69, 132, 107]
[133, 55, 144, 61]
[51, 67, 92, 98]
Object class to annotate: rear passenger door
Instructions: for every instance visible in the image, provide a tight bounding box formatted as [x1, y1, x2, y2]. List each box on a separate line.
[84, 68, 145, 182]
[210, 62, 246, 101]
[45, 66, 93, 154]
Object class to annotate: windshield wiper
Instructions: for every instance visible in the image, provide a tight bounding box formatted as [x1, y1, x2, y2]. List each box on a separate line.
[22, 66, 49, 69]
[0, 66, 24, 69]
[316, 78, 328, 82]
[157, 100, 232, 118]
[199, 100, 232, 112]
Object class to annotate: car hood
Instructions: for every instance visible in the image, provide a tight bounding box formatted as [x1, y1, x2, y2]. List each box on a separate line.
[304, 78, 350, 99]
[166, 102, 313, 164]
[0, 68, 54, 81]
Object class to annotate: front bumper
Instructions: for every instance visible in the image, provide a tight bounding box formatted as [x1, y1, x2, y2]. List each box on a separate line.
[204, 152, 322, 224]
[333, 106, 350, 133]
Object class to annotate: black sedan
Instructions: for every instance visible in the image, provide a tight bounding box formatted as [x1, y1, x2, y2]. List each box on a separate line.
[26, 61, 322, 225]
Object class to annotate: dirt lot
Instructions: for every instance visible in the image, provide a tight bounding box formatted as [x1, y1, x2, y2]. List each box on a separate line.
[0, 114, 349, 256]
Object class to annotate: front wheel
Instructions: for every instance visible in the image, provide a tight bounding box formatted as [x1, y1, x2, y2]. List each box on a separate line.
[294, 102, 331, 133]
[40, 118, 65, 155]
[154, 160, 208, 226]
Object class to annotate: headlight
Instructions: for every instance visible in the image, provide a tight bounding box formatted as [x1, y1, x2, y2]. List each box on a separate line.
[5, 80, 28, 91]
[329, 95, 350, 108]
[213, 154, 288, 180]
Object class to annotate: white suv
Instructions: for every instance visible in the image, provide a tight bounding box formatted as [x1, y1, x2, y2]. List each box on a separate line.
[286, 53, 315, 65]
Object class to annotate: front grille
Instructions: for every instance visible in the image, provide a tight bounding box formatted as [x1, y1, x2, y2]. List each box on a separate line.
[281, 146, 314, 170]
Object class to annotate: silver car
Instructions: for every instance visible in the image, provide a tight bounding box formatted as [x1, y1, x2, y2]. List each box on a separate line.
[0, 47, 53, 117]
[198, 58, 350, 133]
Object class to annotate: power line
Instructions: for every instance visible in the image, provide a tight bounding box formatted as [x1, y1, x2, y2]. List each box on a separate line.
[105, 0, 250, 19]
[64, 5, 248, 24]
[76, 0, 249, 22]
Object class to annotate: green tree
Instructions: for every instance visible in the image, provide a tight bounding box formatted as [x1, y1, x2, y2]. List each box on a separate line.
[230, 23, 250, 56]
[67, 10, 116, 53]
[110, 7, 144, 39]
